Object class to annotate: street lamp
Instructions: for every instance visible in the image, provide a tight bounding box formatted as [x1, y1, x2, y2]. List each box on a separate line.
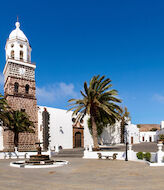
[125, 123, 128, 161]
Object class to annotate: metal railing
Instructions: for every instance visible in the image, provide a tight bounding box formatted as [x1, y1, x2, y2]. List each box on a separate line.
[7, 56, 35, 65]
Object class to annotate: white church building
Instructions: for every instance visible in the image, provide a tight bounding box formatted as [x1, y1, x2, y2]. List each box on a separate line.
[38, 106, 140, 150]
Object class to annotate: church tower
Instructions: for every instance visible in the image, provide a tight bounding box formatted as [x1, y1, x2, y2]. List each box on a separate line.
[3, 21, 38, 151]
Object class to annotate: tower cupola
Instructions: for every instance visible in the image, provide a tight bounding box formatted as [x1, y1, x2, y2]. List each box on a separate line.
[5, 21, 32, 63]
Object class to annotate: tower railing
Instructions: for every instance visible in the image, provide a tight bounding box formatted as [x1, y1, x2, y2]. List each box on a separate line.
[7, 57, 35, 65]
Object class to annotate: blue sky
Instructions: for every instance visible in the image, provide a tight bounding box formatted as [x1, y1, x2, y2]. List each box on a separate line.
[0, 0, 164, 124]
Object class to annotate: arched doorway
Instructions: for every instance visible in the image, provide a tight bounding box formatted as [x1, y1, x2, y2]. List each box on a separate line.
[75, 132, 81, 148]
[131, 136, 134, 144]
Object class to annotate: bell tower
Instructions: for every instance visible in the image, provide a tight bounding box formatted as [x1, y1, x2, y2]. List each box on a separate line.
[3, 21, 38, 151]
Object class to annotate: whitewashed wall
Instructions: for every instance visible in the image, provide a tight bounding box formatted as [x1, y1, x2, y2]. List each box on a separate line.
[38, 106, 73, 149]
[99, 121, 140, 145]
[0, 126, 4, 151]
[161, 121, 164, 129]
[83, 115, 93, 147]
[38, 106, 144, 149]
[126, 122, 140, 144]
[100, 121, 121, 145]
[140, 131, 157, 142]
[38, 106, 93, 149]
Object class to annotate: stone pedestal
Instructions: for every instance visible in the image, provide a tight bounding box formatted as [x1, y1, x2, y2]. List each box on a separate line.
[127, 144, 134, 160]
[55, 145, 59, 153]
[85, 146, 89, 151]
[157, 143, 163, 164]
[14, 147, 18, 153]
[89, 145, 92, 152]
[128, 144, 132, 151]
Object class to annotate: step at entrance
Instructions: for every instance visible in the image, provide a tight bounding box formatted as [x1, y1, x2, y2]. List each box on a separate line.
[53, 148, 84, 158]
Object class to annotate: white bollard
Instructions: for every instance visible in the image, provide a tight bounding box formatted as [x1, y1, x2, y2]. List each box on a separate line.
[128, 144, 132, 151]
[14, 147, 18, 159]
[85, 146, 88, 151]
[89, 145, 92, 152]
[157, 143, 163, 164]
[14, 147, 18, 153]
[48, 147, 51, 158]
[55, 145, 59, 152]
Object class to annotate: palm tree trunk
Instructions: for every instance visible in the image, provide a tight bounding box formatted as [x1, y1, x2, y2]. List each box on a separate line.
[91, 116, 99, 149]
[14, 132, 19, 148]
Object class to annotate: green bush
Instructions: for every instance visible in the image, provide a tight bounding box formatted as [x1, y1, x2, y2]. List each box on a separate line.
[136, 152, 144, 160]
[144, 152, 151, 161]
[150, 128, 157, 131]
[159, 134, 164, 140]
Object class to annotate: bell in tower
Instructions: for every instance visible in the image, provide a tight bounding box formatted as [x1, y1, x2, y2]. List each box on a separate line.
[3, 21, 38, 151]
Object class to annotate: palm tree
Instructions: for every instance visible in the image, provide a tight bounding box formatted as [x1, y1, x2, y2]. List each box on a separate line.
[3, 110, 35, 148]
[0, 93, 9, 120]
[120, 107, 130, 143]
[0, 93, 11, 130]
[68, 75, 122, 149]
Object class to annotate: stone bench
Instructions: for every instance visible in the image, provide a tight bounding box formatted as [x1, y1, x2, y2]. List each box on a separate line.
[97, 153, 118, 160]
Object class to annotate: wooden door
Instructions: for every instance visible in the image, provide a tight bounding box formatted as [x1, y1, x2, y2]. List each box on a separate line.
[75, 132, 81, 148]
[131, 136, 133, 144]
[142, 136, 144, 142]
[149, 136, 152, 142]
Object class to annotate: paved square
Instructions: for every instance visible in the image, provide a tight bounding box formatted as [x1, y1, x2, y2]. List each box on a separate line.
[0, 158, 164, 190]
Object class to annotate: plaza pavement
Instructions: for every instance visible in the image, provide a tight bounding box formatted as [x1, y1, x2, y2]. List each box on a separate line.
[0, 157, 164, 190]
[101, 142, 161, 152]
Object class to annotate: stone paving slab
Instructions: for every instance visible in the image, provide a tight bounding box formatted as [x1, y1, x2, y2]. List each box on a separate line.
[0, 157, 164, 190]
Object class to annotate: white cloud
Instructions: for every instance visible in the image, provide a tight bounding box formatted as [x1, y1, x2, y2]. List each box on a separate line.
[36, 82, 79, 105]
[153, 94, 164, 104]
[57, 83, 78, 97]
[36, 86, 56, 103]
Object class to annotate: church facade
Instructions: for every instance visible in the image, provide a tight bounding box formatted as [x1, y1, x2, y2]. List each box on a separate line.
[0, 21, 152, 152]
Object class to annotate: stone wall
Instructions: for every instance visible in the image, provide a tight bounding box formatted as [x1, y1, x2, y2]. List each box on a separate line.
[4, 77, 36, 98]
[3, 76, 38, 151]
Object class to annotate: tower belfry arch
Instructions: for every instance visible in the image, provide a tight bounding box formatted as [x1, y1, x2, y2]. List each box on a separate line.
[3, 21, 38, 151]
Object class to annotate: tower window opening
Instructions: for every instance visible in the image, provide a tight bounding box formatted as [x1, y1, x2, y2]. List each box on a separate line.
[21, 109, 25, 112]
[11, 50, 14, 59]
[20, 51, 23, 60]
[25, 84, 29, 94]
[14, 82, 19, 93]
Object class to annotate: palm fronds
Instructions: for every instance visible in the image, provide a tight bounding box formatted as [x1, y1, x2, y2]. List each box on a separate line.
[68, 75, 122, 148]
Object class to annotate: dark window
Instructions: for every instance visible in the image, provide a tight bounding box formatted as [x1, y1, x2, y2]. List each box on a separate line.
[20, 51, 23, 60]
[11, 50, 14, 59]
[14, 82, 19, 93]
[21, 109, 25, 112]
[25, 84, 29, 94]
